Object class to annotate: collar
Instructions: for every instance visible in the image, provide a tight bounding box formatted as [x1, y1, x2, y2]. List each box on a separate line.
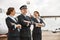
[21, 14, 27, 17]
[8, 15, 17, 22]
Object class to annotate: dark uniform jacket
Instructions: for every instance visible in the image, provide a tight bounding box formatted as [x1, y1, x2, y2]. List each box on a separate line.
[6, 17, 20, 37]
[17, 14, 31, 37]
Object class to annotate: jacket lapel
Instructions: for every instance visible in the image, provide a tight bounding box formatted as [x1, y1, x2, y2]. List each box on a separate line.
[8, 17, 17, 23]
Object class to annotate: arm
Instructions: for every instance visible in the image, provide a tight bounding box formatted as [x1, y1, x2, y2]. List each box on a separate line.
[6, 18, 15, 30]
[6, 18, 21, 30]
[33, 19, 45, 27]
[39, 19, 46, 27]
[17, 17, 28, 27]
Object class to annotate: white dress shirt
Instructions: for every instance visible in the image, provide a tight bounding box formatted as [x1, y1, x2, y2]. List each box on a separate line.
[36, 18, 40, 23]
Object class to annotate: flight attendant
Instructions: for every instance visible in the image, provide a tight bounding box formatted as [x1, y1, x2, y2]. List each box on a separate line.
[5, 7, 21, 40]
[31, 11, 45, 40]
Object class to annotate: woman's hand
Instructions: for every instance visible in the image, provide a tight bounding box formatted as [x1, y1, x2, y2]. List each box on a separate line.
[16, 24, 22, 28]
[36, 23, 44, 27]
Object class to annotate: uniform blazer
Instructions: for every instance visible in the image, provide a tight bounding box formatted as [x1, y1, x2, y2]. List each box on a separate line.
[17, 14, 31, 37]
[31, 17, 45, 33]
[6, 17, 20, 37]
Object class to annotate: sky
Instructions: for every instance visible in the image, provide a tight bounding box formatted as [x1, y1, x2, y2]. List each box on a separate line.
[0, 0, 60, 16]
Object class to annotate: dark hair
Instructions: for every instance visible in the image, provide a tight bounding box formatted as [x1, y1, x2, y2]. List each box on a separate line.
[34, 11, 40, 16]
[6, 7, 14, 15]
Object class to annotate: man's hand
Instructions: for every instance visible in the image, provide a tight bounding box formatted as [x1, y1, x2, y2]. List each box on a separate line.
[24, 20, 31, 26]
[24, 20, 31, 24]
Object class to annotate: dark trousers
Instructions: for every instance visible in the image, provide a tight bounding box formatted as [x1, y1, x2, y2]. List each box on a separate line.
[20, 37, 31, 40]
[8, 36, 20, 40]
[33, 36, 42, 40]
[32, 33, 42, 40]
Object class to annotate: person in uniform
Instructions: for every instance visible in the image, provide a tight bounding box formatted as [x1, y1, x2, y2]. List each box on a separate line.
[17, 5, 31, 40]
[31, 11, 45, 40]
[5, 7, 21, 40]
